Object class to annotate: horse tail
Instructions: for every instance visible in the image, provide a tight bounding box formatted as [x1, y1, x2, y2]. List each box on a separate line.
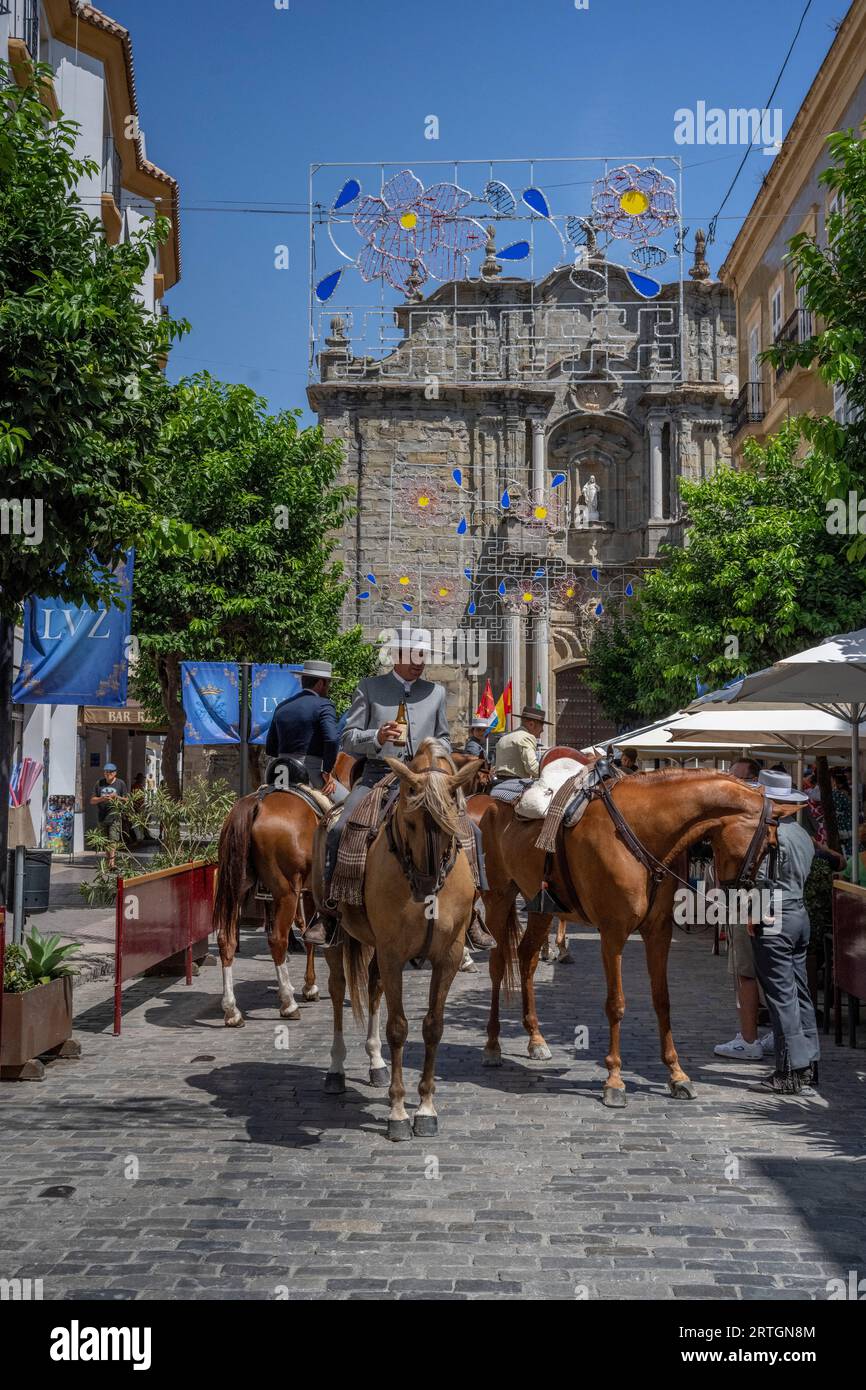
[213, 795, 259, 946]
[342, 934, 374, 1025]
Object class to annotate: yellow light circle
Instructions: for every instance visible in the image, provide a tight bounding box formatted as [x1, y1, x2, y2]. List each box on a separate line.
[566, 586, 575, 598]
[438, 587, 449, 597]
[620, 189, 649, 216]
[534, 505, 548, 520]
[400, 211, 418, 230]
[398, 575, 410, 586]
[417, 494, 430, 508]
[522, 591, 534, 603]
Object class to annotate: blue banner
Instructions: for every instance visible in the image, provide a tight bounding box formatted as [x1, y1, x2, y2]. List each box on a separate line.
[12, 552, 135, 706]
[250, 664, 303, 745]
[181, 662, 240, 745]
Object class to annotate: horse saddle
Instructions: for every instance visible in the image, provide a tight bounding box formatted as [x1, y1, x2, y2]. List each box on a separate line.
[267, 755, 310, 787]
[257, 781, 331, 818]
[515, 758, 589, 821]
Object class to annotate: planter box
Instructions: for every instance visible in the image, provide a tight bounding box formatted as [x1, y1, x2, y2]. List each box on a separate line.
[1, 977, 74, 1069]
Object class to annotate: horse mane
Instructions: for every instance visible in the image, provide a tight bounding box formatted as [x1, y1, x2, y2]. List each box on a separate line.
[403, 738, 461, 833]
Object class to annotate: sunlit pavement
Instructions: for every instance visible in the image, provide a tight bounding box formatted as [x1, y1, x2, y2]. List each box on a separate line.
[1, 925, 864, 1300]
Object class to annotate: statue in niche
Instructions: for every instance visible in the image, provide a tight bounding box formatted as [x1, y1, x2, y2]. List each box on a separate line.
[574, 474, 601, 527]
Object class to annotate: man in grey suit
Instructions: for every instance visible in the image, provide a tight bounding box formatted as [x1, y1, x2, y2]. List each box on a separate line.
[317, 628, 493, 948]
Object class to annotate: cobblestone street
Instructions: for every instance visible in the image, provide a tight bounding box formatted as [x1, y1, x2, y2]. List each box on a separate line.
[1, 924, 864, 1301]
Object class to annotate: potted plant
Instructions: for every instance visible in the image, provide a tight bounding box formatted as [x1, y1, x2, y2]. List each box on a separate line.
[1, 928, 82, 1081]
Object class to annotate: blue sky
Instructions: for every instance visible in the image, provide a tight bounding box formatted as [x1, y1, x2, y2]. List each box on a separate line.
[104, 0, 849, 419]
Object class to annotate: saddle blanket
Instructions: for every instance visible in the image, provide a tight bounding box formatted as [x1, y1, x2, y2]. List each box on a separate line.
[489, 778, 530, 804]
[533, 768, 594, 853]
[330, 774, 480, 908]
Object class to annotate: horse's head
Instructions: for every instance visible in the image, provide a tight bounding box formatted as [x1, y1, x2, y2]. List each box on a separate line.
[450, 749, 492, 795]
[705, 776, 782, 888]
[384, 740, 481, 838]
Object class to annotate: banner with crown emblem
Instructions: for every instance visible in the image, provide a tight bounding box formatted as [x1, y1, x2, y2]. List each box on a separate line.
[180, 662, 240, 745]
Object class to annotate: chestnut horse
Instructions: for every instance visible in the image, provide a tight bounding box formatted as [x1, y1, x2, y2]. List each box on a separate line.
[473, 769, 777, 1105]
[312, 739, 481, 1141]
[213, 790, 322, 1026]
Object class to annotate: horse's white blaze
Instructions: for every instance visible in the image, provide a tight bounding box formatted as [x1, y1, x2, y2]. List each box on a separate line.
[275, 961, 300, 1017]
[221, 964, 243, 1024]
[329, 1031, 347, 1076]
[365, 1002, 384, 1072]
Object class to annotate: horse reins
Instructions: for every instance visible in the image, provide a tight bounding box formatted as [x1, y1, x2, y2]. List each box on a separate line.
[385, 767, 460, 961]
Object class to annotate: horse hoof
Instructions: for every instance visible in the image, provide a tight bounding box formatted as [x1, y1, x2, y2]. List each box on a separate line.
[387, 1118, 413, 1142]
[302, 987, 319, 1002]
[482, 1049, 502, 1068]
[557, 952, 574, 965]
[459, 958, 479, 974]
[602, 1085, 627, 1108]
[223, 1013, 244, 1028]
[528, 1043, 552, 1061]
[413, 1113, 438, 1138]
[324, 1072, 346, 1095]
[669, 1079, 697, 1100]
[280, 1006, 301, 1021]
[369, 1066, 390, 1088]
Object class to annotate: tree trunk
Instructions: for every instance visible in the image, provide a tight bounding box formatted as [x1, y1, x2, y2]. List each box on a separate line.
[816, 755, 839, 852]
[157, 654, 184, 800]
[0, 617, 14, 906]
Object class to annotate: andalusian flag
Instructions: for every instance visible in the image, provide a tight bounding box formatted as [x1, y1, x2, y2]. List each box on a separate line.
[475, 679, 495, 723]
[535, 680, 544, 709]
[488, 679, 512, 733]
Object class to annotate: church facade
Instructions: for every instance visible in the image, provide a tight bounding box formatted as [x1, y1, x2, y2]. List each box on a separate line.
[307, 231, 736, 748]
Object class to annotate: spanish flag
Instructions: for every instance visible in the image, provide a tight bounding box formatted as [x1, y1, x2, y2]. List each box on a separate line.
[475, 679, 495, 723]
[488, 679, 512, 733]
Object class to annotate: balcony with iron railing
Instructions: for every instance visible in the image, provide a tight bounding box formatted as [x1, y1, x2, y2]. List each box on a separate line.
[774, 307, 814, 382]
[2, 0, 40, 62]
[733, 380, 765, 434]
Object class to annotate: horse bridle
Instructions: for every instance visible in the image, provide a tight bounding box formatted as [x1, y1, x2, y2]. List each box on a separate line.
[384, 767, 459, 904]
[592, 776, 778, 910]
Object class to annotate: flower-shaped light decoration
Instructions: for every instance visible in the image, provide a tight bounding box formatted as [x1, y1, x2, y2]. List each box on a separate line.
[552, 573, 587, 611]
[500, 579, 547, 617]
[428, 573, 469, 609]
[353, 170, 487, 296]
[591, 165, 678, 242]
[396, 470, 448, 524]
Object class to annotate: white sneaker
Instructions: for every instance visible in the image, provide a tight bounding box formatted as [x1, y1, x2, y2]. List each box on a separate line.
[759, 1033, 774, 1054]
[714, 1033, 764, 1060]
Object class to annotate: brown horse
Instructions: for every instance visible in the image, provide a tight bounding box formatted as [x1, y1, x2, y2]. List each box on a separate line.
[213, 790, 323, 1026]
[473, 769, 778, 1105]
[313, 739, 481, 1141]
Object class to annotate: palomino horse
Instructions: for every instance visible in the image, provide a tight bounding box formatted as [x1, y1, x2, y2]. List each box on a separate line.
[313, 739, 481, 1141]
[473, 769, 777, 1105]
[213, 790, 322, 1025]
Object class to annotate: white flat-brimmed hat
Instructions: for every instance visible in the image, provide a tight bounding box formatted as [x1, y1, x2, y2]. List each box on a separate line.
[302, 660, 332, 679]
[391, 627, 432, 657]
[751, 769, 808, 804]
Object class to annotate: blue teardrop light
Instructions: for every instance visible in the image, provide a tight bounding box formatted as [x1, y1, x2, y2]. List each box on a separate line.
[402, 602, 413, 613]
[367, 573, 377, 584]
[463, 568, 473, 581]
[625, 582, 634, 598]
[482, 180, 516, 214]
[357, 592, 370, 600]
[333, 178, 361, 210]
[468, 601, 476, 616]
[452, 468, 463, 487]
[626, 269, 662, 300]
[522, 187, 551, 219]
[498, 581, 507, 597]
[534, 568, 545, 579]
[551, 472, 566, 488]
[457, 516, 467, 535]
[595, 603, 604, 617]
[591, 568, 599, 582]
[501, 489, 510, 509]
[315, 269, 342, 302]
[497, 241, 531, 261]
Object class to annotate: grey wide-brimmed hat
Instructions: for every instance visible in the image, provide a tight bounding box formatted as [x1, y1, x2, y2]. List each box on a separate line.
[302, 660, 332, 679]
[751, 769, 808, 804]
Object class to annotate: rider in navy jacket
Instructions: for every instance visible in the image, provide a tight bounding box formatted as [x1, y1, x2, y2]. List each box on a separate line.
[265, 660, 340, 787]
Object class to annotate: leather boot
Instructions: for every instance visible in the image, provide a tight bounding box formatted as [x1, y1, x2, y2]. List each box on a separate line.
[467, 911, 496, 951]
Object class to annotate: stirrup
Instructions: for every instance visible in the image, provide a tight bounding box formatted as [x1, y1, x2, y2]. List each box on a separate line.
[254, 883, 274, 902]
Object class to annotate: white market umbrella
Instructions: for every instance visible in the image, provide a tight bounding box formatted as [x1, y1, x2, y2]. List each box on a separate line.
[691, 629, 866, 881]
[670, 707, 866, 754]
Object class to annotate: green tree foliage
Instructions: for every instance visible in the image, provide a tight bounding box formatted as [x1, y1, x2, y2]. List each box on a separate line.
[764, 125, 866, 558]
[0, 64, 201, 619]
[132, 374, 375, 791]
[585, 424, 866, 722]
